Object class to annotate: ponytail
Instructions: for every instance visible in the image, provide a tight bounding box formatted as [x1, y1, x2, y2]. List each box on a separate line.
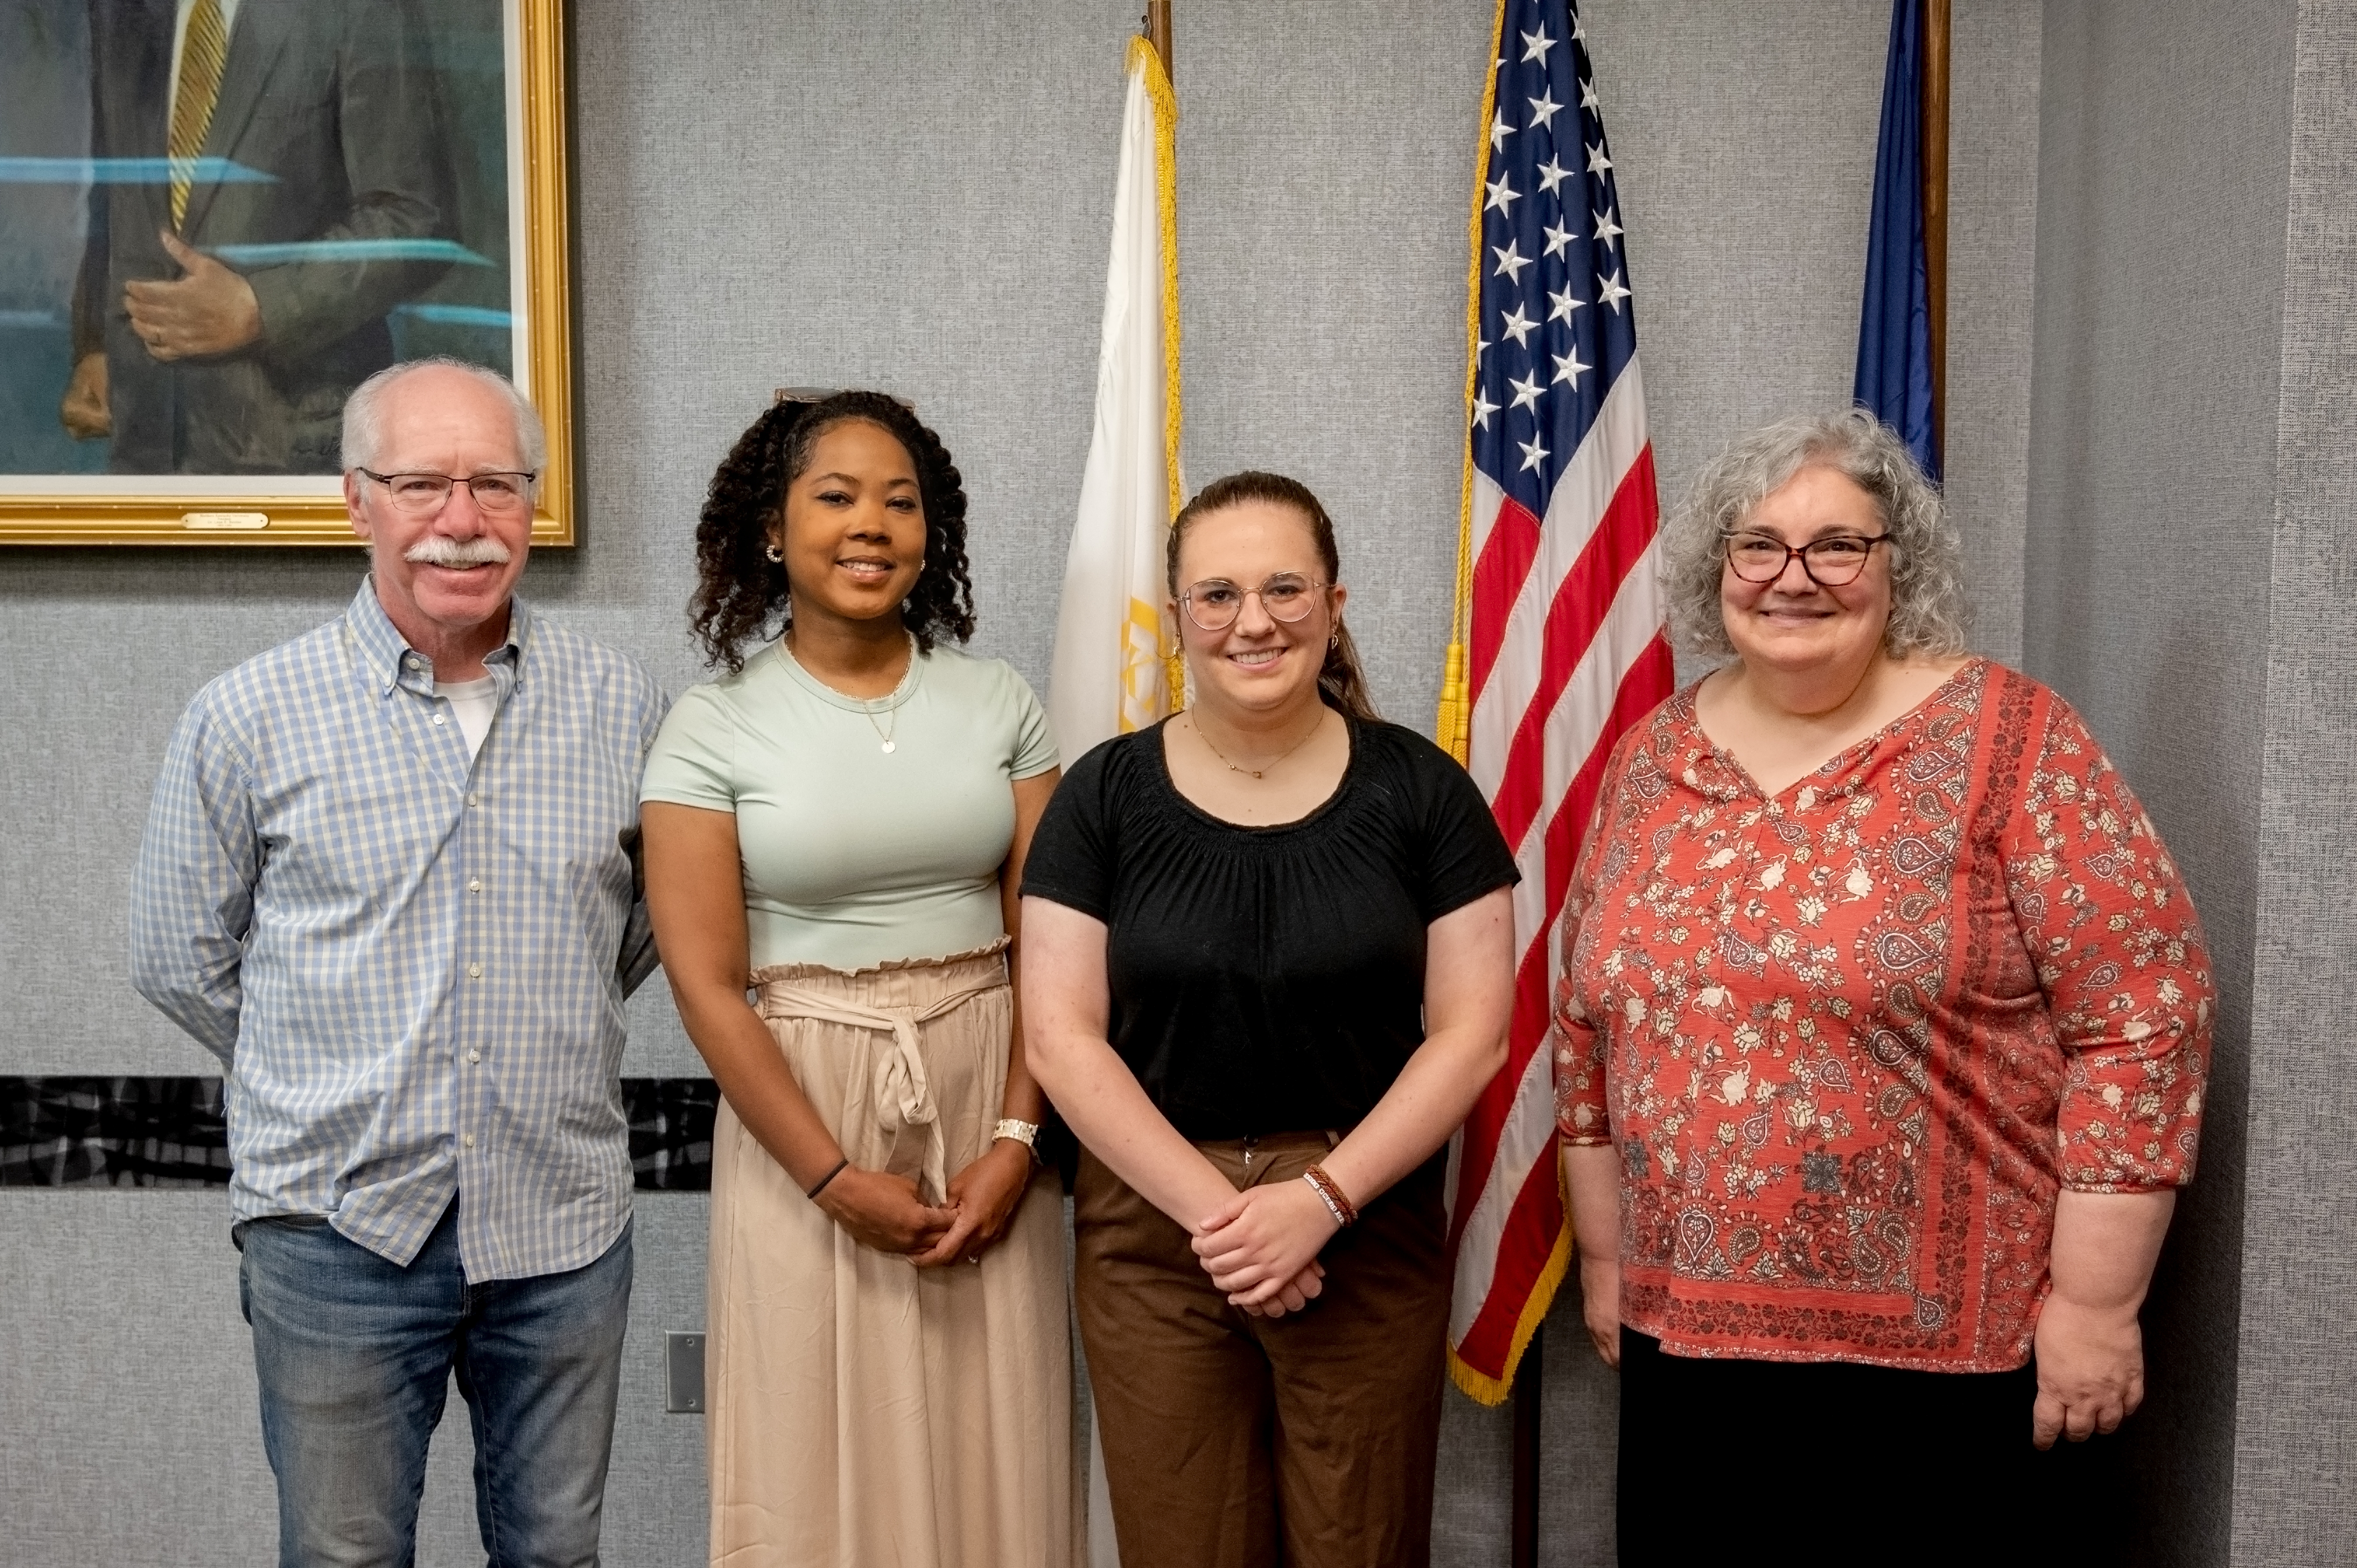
[1318, 622, 1381, 723]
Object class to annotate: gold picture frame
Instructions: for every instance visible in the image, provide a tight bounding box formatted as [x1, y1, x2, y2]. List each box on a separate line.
[0, 0, 575, 546]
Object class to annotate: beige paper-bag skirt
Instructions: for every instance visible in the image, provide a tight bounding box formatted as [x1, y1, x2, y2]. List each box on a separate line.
[710, 941, 1076, 1568]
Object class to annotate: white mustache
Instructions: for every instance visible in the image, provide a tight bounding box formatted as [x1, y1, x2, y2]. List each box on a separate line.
[404, 536, 513, 568]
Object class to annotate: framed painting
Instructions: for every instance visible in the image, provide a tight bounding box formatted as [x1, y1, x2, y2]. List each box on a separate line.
[0, 0, 574, 545]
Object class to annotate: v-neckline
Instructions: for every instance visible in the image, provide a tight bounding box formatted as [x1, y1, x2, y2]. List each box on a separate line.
[1691, 657, 1983, 805]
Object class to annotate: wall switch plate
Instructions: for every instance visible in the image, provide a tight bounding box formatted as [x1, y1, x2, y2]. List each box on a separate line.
[664, 1331, 706, 1414]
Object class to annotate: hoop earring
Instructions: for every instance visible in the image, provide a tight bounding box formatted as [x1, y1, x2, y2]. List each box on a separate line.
[764, 543, 783, 563]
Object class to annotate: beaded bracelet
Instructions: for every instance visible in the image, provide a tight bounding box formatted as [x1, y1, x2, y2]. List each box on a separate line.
[1301, 1163, 1359, 1227]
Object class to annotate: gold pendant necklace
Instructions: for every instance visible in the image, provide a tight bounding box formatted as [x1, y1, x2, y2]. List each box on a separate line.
[1190, 711, 1318, 779]
[782, 631, 913, 754]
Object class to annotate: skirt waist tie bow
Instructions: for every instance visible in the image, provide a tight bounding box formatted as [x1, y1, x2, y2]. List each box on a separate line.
[755, 977, 1005, 1205]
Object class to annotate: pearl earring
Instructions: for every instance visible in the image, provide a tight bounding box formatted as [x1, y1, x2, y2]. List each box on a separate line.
[764, 543, 783, 563]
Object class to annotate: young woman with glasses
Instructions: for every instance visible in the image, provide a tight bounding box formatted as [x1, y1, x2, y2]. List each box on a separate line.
[1021, 471, 1518, 1568]
[639, 392, 1074, 1567]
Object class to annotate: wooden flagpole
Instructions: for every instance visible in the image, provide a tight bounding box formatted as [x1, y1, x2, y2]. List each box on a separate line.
[1921, 0, 1949, 463]
[1145, 0, 1172, 78]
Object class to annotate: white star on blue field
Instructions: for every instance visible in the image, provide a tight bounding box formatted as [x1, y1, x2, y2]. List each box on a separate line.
[1473, 0, 1640, 521]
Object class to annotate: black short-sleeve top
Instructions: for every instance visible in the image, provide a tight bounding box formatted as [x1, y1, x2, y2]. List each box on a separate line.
[1020, 714, 1519, 1140]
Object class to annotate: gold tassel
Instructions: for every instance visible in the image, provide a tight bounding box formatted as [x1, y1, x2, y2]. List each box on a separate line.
[1434, 7, 1495, 776]
[1137, 34, 1185, 724]
[1436, 641, 1469, 765]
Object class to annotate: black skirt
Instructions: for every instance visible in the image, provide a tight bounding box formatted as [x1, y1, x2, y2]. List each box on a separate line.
[1615, 1328, 2127, 1568]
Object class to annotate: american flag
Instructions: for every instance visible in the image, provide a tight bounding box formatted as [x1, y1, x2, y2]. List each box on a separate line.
[1443, 0, 1673, 1401]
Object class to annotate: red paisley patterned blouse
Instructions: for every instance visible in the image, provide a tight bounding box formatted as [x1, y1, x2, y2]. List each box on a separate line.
[1552, 660, 2212, 1371]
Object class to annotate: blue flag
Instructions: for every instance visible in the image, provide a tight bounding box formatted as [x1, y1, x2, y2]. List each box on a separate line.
[1855, 0, 1939, 481]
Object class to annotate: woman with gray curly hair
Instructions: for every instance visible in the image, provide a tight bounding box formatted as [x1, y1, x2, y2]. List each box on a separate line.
[1551, 409, 2214, 1562]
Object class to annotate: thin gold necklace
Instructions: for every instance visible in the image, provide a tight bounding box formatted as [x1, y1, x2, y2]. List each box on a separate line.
[782, 631, 914, 754]
[1189, 711, 1320, 780]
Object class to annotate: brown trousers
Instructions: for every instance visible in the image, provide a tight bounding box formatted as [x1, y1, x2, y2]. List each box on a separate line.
[1074, 1133, 1451, 1568]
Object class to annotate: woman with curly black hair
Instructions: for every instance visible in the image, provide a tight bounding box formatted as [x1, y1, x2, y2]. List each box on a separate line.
[640, 391, 1073, 1566]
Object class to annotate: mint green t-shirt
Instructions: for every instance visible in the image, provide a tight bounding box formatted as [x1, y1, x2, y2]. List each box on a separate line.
[640, 641, 1059, 971]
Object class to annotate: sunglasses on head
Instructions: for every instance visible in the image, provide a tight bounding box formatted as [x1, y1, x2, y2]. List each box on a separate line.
[772, 388, 916, 411]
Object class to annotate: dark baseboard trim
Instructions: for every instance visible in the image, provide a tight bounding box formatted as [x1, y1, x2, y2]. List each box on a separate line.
[0, 1076, 719, 1191]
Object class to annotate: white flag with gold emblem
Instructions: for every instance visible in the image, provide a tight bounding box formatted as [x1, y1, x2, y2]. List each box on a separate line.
[1048, 36, 1184, 763]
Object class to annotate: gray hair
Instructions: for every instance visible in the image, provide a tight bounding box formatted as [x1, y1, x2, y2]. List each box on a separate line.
[1660, 407, 1969, 660]
[340, 356, 548, 483]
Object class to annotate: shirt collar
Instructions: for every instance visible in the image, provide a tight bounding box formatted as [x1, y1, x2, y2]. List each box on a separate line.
[344, 576, 532, 696]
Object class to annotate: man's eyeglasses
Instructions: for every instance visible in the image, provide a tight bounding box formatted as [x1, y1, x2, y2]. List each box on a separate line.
[1724, 531, 1888, 587]
[358, 469, 537, 516]
[1177, 573, 1330, 632]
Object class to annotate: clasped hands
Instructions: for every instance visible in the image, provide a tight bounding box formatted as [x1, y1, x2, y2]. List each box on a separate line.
[819, 1142, 1340, 1314]
[816, 1138, 1034, 1267]
[1189, 1177, 1336, 1318]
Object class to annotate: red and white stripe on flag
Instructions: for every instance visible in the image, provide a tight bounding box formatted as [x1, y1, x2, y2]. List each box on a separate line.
[1442, 0, 1675, 1403]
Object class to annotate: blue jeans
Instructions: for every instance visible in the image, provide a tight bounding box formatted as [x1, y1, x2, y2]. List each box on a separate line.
[238, 1198, 632, 1568]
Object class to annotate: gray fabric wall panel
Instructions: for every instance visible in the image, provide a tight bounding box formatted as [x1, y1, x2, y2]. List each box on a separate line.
[1581, 0, 2040, 671]
[562, 0, 1126, 684]
[0, 1192, 709, 1565]
[2231, 3, 2357, 1561]
[1430, 1392, 1516, 1564]
[0, 1192, 277, 1563]
[1536, 1280, 1621, 1565]
[1581, 0, 1885, 531]
[0, 2, 2041, 1561]
[1943, 0, 2043, 664]
[2025, 1, 2299, 1561]
[0, 569, 367, 1078]
[1174, 0, 1490, 726]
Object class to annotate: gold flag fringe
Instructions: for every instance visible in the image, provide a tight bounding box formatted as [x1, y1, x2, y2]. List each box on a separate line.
[1131, 35, 1189, 717]
[1435, 0, 1506, 767]
[1439, 0, 1577, 1411]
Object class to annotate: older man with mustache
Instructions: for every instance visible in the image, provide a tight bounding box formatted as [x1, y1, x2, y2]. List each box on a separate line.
[129, 358, 667, 1567]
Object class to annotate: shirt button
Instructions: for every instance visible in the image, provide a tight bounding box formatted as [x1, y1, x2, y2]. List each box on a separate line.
[467, 1049, 482, 1064]
[433, 713, 447, 726]
[468, 878, 483, 894]
[468, 962, 484, 978]
[467, 793, 480, 808]
[464, 1133, 477, 1149]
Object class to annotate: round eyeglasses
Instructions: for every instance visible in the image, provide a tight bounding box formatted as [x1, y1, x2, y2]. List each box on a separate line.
[359, 469, 537, 517]
[1724, 531, 1888, 587]
[1177, 573, 1330, 632]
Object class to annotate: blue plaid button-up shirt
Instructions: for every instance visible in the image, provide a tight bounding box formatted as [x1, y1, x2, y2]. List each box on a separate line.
[130, 580, 668, 1280]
